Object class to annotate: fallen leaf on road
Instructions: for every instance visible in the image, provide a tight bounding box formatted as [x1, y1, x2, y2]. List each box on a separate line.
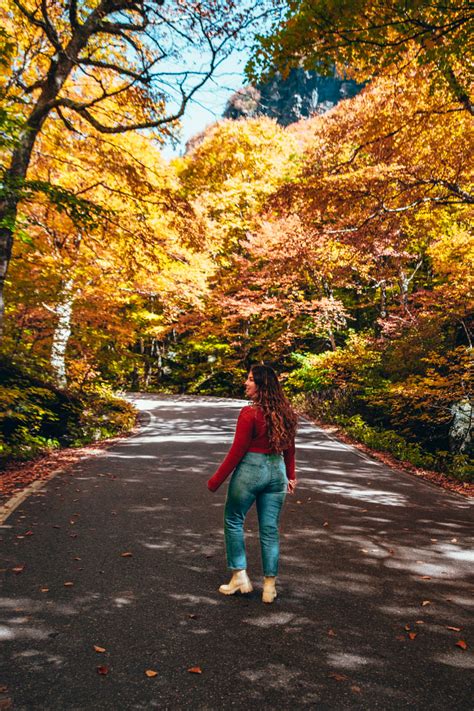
[40, 588, 49, 592]
[328, 672, 347, 681]
[351, 686, 362, 694]
[145, 670, 158, 677]
[323, 521, 329, 527]
[327, 629, 336, 637]
[456, 640, 468, 650]
[0, 686, 8, 693]
[451, 538, 458, 543]
[12, 566, 25, 574]
[97, 666, 109, 675]
[188, 614, 198, 619]
[94, 646, 106, 653]
[421, 600, 431, 606]
[25, 531, 33, 536]
[408, 632, 417, 640]
[361, 549, 369, 553]
[415, 621, 424, 624]
[64, 582, 74, 587]
[0, 698, 12, 709]
[446, 626, 462, 632]
[420, 576, 431, 580]
[52, 525, 61, 529]
[187, 667, 202, 674]
[121, 552, 133, 557]
[404, 624, 411, 631]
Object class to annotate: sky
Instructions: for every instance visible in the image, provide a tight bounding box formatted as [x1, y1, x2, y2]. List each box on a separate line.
[160, 47, 250, 159]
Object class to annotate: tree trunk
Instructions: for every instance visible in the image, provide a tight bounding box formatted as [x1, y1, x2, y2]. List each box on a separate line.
[50, 277, 75, 388]
[379, 279, 387, 319]
[0, 19, 98, 338]
[398, 268, 409, 313]
[328, 329, 337, 351]
[0, 126, 40, 337]
[322, 277, 338, 351]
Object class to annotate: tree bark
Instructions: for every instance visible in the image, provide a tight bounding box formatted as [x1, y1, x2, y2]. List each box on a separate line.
[50, 277, 75, 388]
[380, 279, 387, 319]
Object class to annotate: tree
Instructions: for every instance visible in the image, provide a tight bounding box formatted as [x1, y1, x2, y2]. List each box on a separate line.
[0, 0, 272, 336]
[251, 0, 473, 113]
[5, 108, 212, 388]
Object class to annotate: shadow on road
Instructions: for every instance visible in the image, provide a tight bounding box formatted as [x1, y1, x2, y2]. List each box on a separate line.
[1, 396, 472, 709]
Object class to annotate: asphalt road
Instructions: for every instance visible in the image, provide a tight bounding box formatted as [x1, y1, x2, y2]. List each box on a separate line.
[1, 394, 473, 710]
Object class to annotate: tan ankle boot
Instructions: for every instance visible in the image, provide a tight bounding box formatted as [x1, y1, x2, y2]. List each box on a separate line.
[262, 576, 277, 603]
[219, 569, 253, 595]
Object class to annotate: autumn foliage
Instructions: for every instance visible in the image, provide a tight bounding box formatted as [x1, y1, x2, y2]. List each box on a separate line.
[0, 2, 472, 479]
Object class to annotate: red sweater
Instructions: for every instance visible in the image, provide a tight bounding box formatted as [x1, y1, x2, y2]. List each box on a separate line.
[207, 405, 296, 492]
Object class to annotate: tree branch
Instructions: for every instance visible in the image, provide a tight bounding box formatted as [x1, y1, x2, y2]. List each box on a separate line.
[78, 58, 154, 83]
[69, 0, 79, 30]
[40, 0, 62, 50]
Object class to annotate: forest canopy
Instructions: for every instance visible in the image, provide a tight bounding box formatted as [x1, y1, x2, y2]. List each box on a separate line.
[1, 0, 472, 480]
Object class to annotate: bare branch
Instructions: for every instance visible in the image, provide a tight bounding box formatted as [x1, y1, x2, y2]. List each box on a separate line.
[69, 0, 79, 30]
[40, 0, 62, 49]
[78, 58, 154, 83]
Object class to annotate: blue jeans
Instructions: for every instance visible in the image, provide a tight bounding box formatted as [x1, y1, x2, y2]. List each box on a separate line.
[224, 452, 287, 577]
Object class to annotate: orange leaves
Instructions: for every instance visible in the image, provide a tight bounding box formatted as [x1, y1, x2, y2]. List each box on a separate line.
[187, 667, 203, 674]
[145, 670, 158, 677]
[328, 672, 347, 682]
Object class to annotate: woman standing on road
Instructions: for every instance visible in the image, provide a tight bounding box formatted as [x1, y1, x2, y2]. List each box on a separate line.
[207, 364, 297, 603]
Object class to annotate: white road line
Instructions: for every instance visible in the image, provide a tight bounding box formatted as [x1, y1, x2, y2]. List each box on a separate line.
[0, 407, 159, 524]
[0, 470, 65, 525]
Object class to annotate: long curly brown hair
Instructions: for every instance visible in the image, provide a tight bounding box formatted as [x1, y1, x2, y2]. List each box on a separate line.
[250, 364, 297, 452]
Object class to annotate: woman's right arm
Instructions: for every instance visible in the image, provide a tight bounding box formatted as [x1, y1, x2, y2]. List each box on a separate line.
[284, 441, 296, 493]
[207, 407, 254, 492]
